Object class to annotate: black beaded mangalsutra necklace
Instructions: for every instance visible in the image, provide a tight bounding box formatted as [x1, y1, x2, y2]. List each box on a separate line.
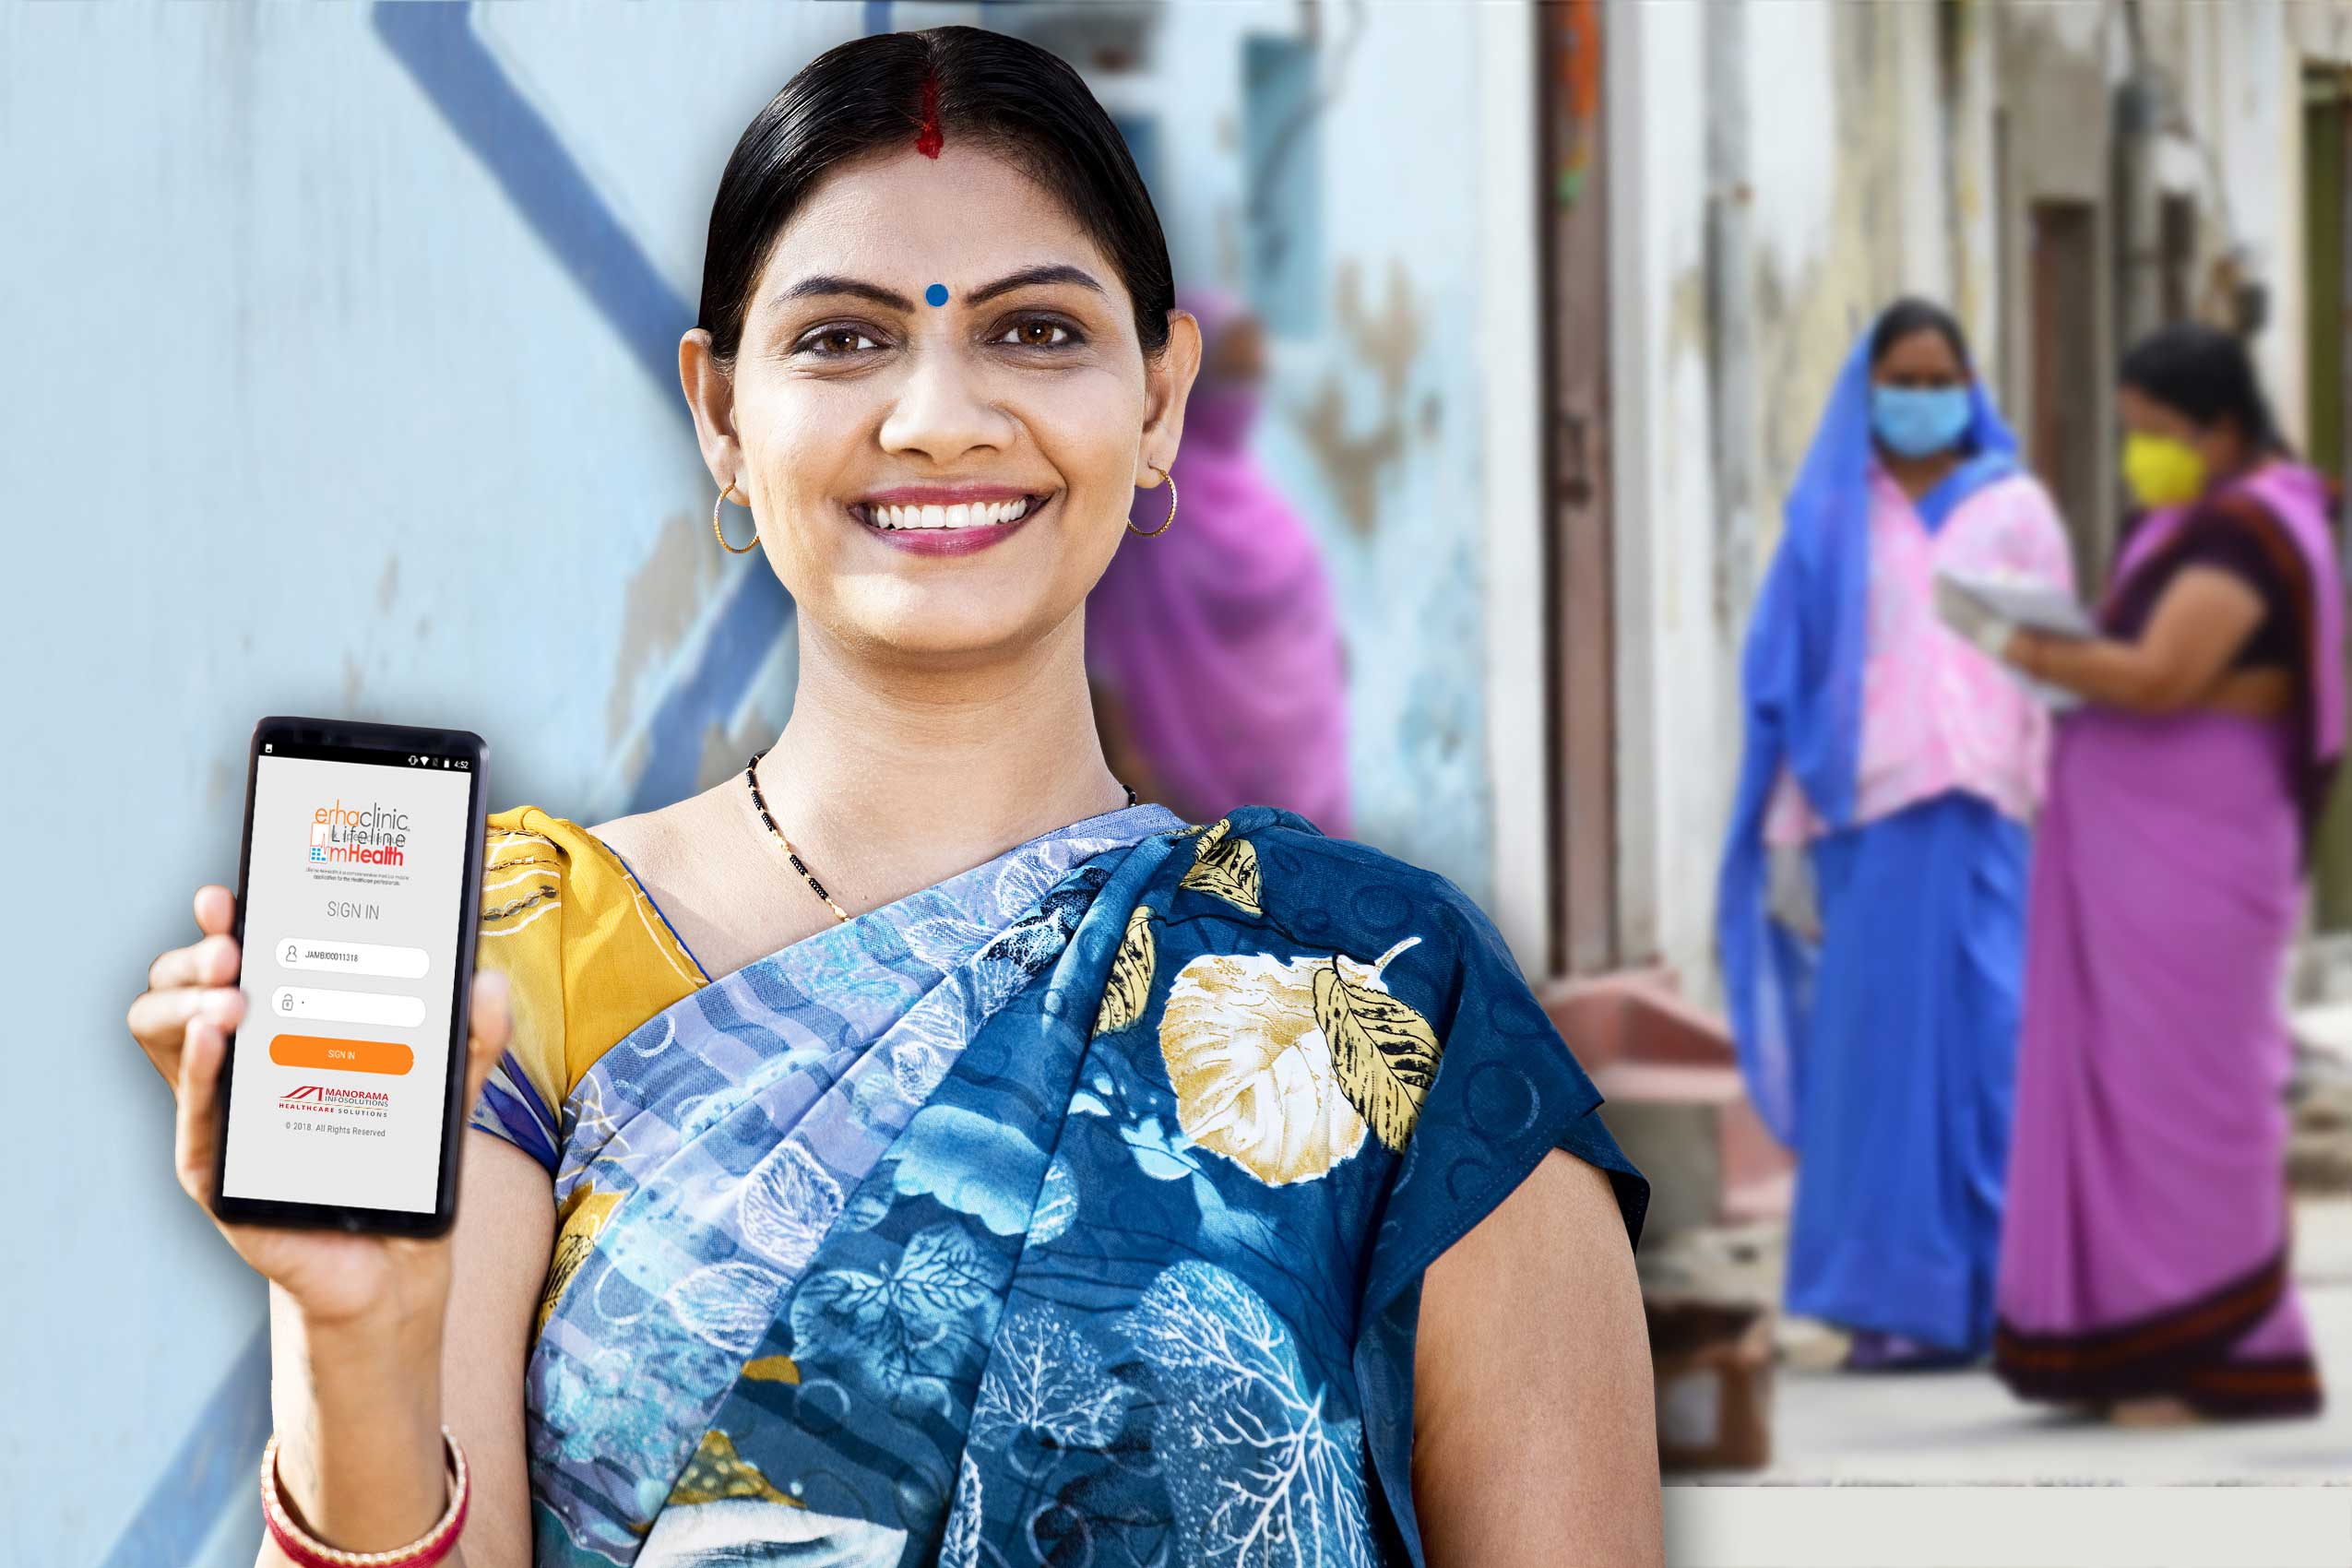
[742, 749, 1138, 924]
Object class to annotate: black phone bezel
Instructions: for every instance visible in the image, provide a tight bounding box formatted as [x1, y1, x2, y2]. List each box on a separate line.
[210, 715, 488, 1238]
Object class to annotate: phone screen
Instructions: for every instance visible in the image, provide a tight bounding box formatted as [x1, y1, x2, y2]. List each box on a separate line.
[220, 742, 477, 1215]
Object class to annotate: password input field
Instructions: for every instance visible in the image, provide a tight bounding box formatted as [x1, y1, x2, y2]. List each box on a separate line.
[267, 987, 426, 1028]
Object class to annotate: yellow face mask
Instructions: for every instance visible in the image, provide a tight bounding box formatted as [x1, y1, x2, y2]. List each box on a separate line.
[2120, 433, 2208, 509]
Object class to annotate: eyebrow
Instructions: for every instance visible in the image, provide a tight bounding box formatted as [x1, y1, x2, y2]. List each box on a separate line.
[771, 264, 1108, 315]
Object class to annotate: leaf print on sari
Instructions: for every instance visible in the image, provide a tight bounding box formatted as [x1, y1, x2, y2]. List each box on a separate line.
[789, 1224, 995, 1415]
[885, 989, 978, 1101]
[1156, 956, 1357, 1186]
[1092, 904, 1158, 1037]
[537, 1187, 622, 1332]
[971, 1303, 1128, 1451]
[1158, 938, 1434, 1184]
[1131, 1262, 1375, 1568]
[738, 1139, 846, 1275]
[1314, 939, 1442, 1150]
[1180, 817, 1263, 914]
[662, 1262, 783, 1358]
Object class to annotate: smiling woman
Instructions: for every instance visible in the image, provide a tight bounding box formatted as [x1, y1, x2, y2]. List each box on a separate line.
[125, 24, 1659, 1568]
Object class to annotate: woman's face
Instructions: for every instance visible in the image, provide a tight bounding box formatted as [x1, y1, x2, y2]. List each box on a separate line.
[1870, 327, 1966, 390]
[684, 145, 1199, 669]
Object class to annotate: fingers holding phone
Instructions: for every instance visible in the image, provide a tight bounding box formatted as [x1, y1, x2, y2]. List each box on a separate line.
[125, 885, 244, 1086]
[162, 968, 511, 1327]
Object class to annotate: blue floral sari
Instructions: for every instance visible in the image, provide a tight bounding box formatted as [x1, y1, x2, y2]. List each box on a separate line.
[498, 804, 1645, 1567]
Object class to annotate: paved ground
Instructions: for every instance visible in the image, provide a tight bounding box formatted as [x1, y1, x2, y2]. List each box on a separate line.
[1659, 1199, 2352, 1486]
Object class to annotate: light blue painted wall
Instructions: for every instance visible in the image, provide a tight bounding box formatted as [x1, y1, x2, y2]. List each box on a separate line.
[1, 5, 1504, 1560]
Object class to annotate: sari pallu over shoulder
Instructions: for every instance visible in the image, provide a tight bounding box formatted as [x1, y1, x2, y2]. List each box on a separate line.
[2099, 463, 2346, 835]
[517, 803, 1181, 1561]
[515, 806, 1645, 1567]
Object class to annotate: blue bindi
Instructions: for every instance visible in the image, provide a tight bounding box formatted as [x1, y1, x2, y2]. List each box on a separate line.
[924, 282, 949, 307]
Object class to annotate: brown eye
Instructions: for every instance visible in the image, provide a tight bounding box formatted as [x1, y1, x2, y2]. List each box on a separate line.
[998, 316, 1079, 350]
[796, 326, 882, 358]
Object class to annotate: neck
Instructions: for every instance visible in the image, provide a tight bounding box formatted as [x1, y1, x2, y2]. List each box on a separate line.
[1881, 447, 1963, 501]
[754, 613, 1128, 909]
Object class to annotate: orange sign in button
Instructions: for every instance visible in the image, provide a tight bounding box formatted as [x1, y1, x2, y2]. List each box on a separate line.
[269, 1034, 413, 1076]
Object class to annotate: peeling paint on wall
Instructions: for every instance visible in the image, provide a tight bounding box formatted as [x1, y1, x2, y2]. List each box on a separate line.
[607, 508, 725, 745]
[1289, 256, 1425, 535]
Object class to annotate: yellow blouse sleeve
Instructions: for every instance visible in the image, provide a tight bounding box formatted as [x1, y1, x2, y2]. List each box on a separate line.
[467, 806, 703, 1173]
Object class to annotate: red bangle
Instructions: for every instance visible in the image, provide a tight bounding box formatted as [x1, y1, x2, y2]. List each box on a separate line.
[259, 1427, 469, 1568]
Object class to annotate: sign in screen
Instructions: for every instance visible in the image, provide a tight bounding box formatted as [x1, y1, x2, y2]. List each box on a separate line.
[220, 754, 472, 1213]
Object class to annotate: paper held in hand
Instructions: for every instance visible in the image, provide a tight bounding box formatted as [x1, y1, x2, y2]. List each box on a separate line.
[1933, 568, 2097, 710]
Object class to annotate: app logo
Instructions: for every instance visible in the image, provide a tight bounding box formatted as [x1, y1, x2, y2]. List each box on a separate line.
[305, 798, 411, 868]
[279, 1083, 393, 1117]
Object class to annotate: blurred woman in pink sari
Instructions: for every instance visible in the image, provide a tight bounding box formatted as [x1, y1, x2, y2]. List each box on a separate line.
[1994, 326, 2345, 1422]
[1087, 289, 1351, 832]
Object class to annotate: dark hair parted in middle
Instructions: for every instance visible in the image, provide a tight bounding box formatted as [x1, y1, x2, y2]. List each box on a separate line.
[2120, 323, 2289, 457]
[1869, 295, 1975, 374]
[696, 26, 1175, 366]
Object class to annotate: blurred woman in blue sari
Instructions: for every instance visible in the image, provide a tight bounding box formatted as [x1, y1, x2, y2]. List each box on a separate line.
[127, 26, 1659, 1568]
[1719, 300, 2073, 1369]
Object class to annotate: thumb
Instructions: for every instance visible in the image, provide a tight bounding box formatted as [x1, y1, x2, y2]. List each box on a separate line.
[460, 968, 512, 1120]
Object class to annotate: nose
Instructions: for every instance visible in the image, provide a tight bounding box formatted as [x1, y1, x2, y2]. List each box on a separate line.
[878, 342, 1015, 465]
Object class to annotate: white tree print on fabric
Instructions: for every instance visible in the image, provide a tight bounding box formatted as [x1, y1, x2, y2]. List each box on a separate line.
[1131, 1262, 1376, 1568]
[937, 1452, 984, 1568]
[971, 1303, 1129, 1450]
[737, 1138, 845, 1274]
[661, 1261, 781, 1358]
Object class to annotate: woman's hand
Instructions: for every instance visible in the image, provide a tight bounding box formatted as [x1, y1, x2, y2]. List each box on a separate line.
[129, 886, 527, 1558]
[127, 885, 512, 1330]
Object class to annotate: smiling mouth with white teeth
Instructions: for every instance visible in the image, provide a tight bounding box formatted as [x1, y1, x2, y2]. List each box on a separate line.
[851, 496, 1042, 530]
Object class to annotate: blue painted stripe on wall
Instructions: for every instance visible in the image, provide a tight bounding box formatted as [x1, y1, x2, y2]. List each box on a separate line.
[624, 563, 797, 814]
[373, 0, 800, 816]
[95, 1323, 271, 1568]
[372, 0, 695, 394]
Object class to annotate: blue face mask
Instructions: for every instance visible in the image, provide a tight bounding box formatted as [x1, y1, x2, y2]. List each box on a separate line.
[1871, 385, 1973, 458]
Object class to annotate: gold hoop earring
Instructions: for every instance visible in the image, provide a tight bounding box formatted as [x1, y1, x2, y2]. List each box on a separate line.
[713, 483, 758, 554]
[1127, 469, 1178, 539]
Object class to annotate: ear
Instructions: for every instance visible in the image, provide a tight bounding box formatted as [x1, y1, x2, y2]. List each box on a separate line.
[679, 328, 744, 494]
[1136, 309, 1205, 486]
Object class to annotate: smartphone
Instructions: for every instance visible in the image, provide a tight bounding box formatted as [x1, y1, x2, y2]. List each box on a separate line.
[212, 717, 488, 1235]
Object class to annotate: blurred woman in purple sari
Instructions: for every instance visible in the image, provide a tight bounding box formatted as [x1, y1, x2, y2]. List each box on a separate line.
[1993, 326, 2345, 1422]
[1088, 289, 1351, 832]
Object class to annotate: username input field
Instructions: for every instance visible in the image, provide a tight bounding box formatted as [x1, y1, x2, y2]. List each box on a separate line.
[273, 937, 430, 979]
[267, 987, 426, 1028]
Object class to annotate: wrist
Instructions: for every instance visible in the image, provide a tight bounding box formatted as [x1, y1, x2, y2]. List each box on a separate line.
[279, 1312, 448, 1550]
[301, 1295, 445, 1371]
[264, 1425, 469, 1566]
